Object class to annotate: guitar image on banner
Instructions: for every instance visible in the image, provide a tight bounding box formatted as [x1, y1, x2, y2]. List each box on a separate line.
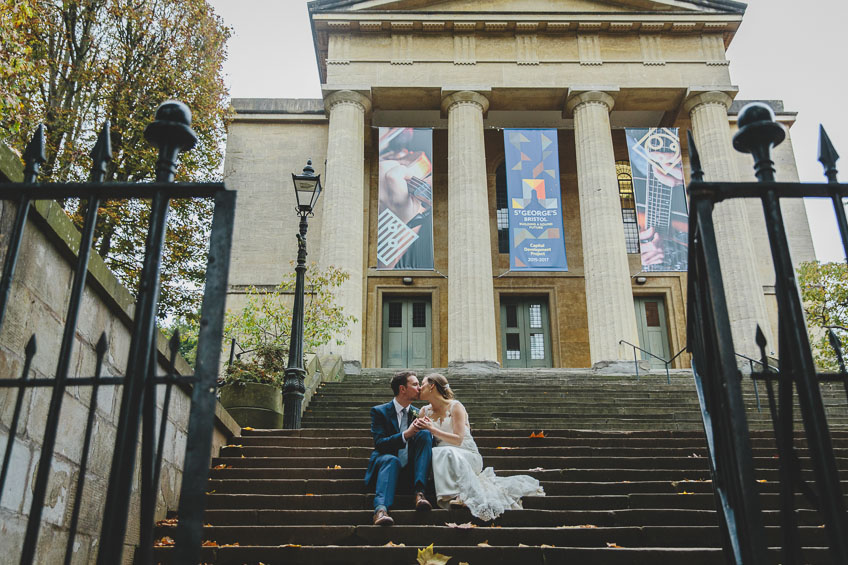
[625, 127, 689, 272]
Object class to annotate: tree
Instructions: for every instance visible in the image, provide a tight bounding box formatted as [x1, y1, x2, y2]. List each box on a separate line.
[798, 260, 848, 370]
[222, 265, 355, 387]
[1, 0, 231, 319]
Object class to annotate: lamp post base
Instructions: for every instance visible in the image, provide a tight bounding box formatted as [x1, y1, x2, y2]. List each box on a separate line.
[282, 367, 306, 429]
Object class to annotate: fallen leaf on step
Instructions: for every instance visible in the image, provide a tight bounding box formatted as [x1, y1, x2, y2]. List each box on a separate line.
[153, 536, 175, 547]
[557, 524, 597, 529]
[477, 541, 490, 547]
[155, 518, 178, 527]
[305, 493, 315, 496]
[518, 543, 529, 547]
[220, 542, 239, 547]
[225, 444, 242, 448]
[541, 544, 556, 548]
[384, 541, 405, 547]
[242, 426, 254, 431]
[205, 490, 216, 494]
[326, 465, 342, 469]
[201, 540, 218, 547]
[241, 454, 245, 458]
[606, 542, 623, 548]
[529, 431, 546, 438]
[496, 446, 516, 450]
[280, 543, 302, 548]
[687, 453, 703, 458]
[445, 521, 476, 529]
[679, 491, 694, 495]
[756, 479, 767, 483]
[213, 464, 231, 470]
[417, 543, 452, 565]
[528, 467, 544, 472]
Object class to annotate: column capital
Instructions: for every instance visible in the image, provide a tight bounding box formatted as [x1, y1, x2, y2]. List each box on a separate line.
[323, 88, 372, 114]
[682, 88, 737, 115]
[441, 90, 490, 116]
[564, 88, 617, 116]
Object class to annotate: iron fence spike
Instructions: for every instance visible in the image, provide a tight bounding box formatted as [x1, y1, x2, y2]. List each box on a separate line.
[169, 329, 181, 357]
[90, 121, 113, 182]
[732, 103, 785, 182]
[818, 125, 840, 183]
[686, 130, 704, 182]
[96, 332, 108, 356]
[23, 125, 46, 182]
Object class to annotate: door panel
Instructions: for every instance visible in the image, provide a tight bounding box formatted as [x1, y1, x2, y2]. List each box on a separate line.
[634, 297, 671, 369]
[382, 297, 432, 368]
[500, 297, 552, 368]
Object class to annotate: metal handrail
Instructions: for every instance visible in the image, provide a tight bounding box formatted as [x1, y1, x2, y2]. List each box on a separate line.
[619, 340, 687, 384]
[735, 352, 780, 413]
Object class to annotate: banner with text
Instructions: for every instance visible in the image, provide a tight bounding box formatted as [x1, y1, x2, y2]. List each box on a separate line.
[503, 129, 568, 271]
[377, 127, 434, 270]
[624, 127, 689, 272]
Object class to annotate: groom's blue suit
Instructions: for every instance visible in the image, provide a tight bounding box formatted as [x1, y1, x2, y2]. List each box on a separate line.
[365, 400, 432, 511]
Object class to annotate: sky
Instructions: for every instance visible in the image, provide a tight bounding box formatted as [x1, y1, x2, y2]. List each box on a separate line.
[208, 0, 848, 262]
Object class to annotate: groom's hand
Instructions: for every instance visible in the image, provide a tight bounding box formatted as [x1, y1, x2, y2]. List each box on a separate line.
[403, 421, 419, 440]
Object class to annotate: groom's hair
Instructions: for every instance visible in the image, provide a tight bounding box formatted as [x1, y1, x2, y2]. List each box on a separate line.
[391, 371, 416, 396]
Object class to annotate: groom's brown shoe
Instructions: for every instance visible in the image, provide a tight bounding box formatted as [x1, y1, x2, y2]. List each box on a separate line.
[373, 509, 394, 526]
[415, 492, 432, 511]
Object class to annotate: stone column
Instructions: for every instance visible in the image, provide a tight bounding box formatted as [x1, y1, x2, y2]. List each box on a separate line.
[566, 90, 640, 366]
[684, 90, 773, 356]
[320, 89, 371, 365]
[441, 91, 498, 365]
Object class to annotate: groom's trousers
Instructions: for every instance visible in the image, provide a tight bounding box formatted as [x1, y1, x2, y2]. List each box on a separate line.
[372, 430, 432, 510]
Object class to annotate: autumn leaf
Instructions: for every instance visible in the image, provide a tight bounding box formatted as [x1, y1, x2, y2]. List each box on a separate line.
[220, 542, 240, 547]
[326, 465, 342, 469]
[557, 524, 597, 529]
[153, 536, 175, 547]
[225, 445, 243, 448]
[201, 540, 218, 547]
[529, 431, 546, 438]
[528, 467, 544, 472]
[519, 543, 529, 547]
[242, 426, 254, 431]
[496, 447, 517, 450]
[155, 518, 179, 527]
[756, 479, 768, 483]
[384, 541, 405, 547]
[280, 544, 302, 548]
[205, 490, 216, 495]
[305, 493, 315, 496]
[213, 464, 231, 470]
[445, 522, 476, 529]
[606, 542, 623, 548]
[417, 543, 452, 565]
[541, 544, 556, 548]
[679, 491, 694, 495]
[477, 541, 491, 547]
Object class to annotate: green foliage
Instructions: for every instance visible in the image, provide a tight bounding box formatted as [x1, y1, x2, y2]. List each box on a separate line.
[798, 261, 848, 370]
[162, 311, 200, 368]
[222, 265, 355, 387]
[0, 0, 231, 319]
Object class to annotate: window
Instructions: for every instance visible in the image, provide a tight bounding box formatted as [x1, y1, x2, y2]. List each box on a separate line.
[495, 161, 510, 253]
[617, 161, 640, 254]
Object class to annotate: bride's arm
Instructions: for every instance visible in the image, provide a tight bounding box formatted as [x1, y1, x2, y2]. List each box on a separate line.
[424, 402, 467, 446]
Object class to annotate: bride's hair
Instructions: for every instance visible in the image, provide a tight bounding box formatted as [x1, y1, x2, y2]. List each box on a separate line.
[425, 373, 454, 400]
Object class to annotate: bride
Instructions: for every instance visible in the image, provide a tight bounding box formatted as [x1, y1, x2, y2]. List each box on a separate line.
[413, 373, 544, 521]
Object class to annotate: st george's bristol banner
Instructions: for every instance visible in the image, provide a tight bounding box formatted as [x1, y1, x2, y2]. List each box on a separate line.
[624, 127, 689, 272]
[376, 127, 434, 270]
[503, 129, 568, 271]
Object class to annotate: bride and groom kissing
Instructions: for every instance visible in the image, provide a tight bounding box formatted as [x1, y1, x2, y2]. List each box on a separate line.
[365, 371, 544, 526]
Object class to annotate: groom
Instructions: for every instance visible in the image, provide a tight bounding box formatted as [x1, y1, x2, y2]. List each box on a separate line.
[364, 370, 433, 526]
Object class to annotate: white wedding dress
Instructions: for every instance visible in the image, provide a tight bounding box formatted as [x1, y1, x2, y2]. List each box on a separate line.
[423, 400, 545, 521]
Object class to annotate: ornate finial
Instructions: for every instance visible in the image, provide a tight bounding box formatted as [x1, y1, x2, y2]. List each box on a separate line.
[686, 130, 704, 183]
[169, 329, 181, 357]
[302, 159, 315, 176]
[755, 325, 770, 370]
[23, 124, 46, 183]
[732, 102, 786, 183]
[90, 121, 113, 183]
[818, 125, 840, 184]
[144, 100, 197, 152]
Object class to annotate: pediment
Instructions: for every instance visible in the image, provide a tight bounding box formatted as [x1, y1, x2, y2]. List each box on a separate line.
[310, 0, 746, 15]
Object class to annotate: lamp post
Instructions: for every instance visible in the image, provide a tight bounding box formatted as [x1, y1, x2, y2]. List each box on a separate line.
[283, 159, 322, 429]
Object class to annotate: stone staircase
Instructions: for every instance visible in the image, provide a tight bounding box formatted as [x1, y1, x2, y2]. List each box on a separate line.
[154, 370, 848, 564]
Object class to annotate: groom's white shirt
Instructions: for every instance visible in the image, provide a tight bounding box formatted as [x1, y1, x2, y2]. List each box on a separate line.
[392, 398, 408, 446]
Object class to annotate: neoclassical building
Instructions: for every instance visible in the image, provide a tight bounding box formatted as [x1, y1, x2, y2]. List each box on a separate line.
[223, 0, 815, 370]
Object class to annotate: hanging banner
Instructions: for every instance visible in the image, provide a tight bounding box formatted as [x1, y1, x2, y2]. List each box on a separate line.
[624, 127, 689, 272]
[503, 129, 568, 271]
[377, 128, 434, 270]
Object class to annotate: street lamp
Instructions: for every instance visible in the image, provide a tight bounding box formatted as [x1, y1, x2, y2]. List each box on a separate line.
[283, 159, 322, 429]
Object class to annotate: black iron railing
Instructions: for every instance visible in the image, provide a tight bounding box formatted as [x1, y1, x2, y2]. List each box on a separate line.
[687, 102, 848, 564]
[618, 339, 686, 384]
[0, 101, 236, 564]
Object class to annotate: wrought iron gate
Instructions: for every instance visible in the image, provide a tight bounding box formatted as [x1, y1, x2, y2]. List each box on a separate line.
[0, 101, 235, 564]
[688, 102, 848, 564]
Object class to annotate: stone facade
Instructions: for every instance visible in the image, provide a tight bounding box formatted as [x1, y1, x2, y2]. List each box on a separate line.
[224, 0, 816, 369]
[0, 152, 238, 564]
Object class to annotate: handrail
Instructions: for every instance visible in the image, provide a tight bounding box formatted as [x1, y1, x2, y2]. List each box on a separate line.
[735, 352, 780, 413]
[619, 340, 687, 384]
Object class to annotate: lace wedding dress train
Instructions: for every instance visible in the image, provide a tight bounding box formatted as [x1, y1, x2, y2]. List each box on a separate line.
[424, 400, 544, 521]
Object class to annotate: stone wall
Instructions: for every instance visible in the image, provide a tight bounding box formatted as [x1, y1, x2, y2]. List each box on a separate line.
[0, 145, 239, 564]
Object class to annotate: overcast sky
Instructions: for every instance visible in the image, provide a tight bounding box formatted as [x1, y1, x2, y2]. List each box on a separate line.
[208, 0, 848, 262]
